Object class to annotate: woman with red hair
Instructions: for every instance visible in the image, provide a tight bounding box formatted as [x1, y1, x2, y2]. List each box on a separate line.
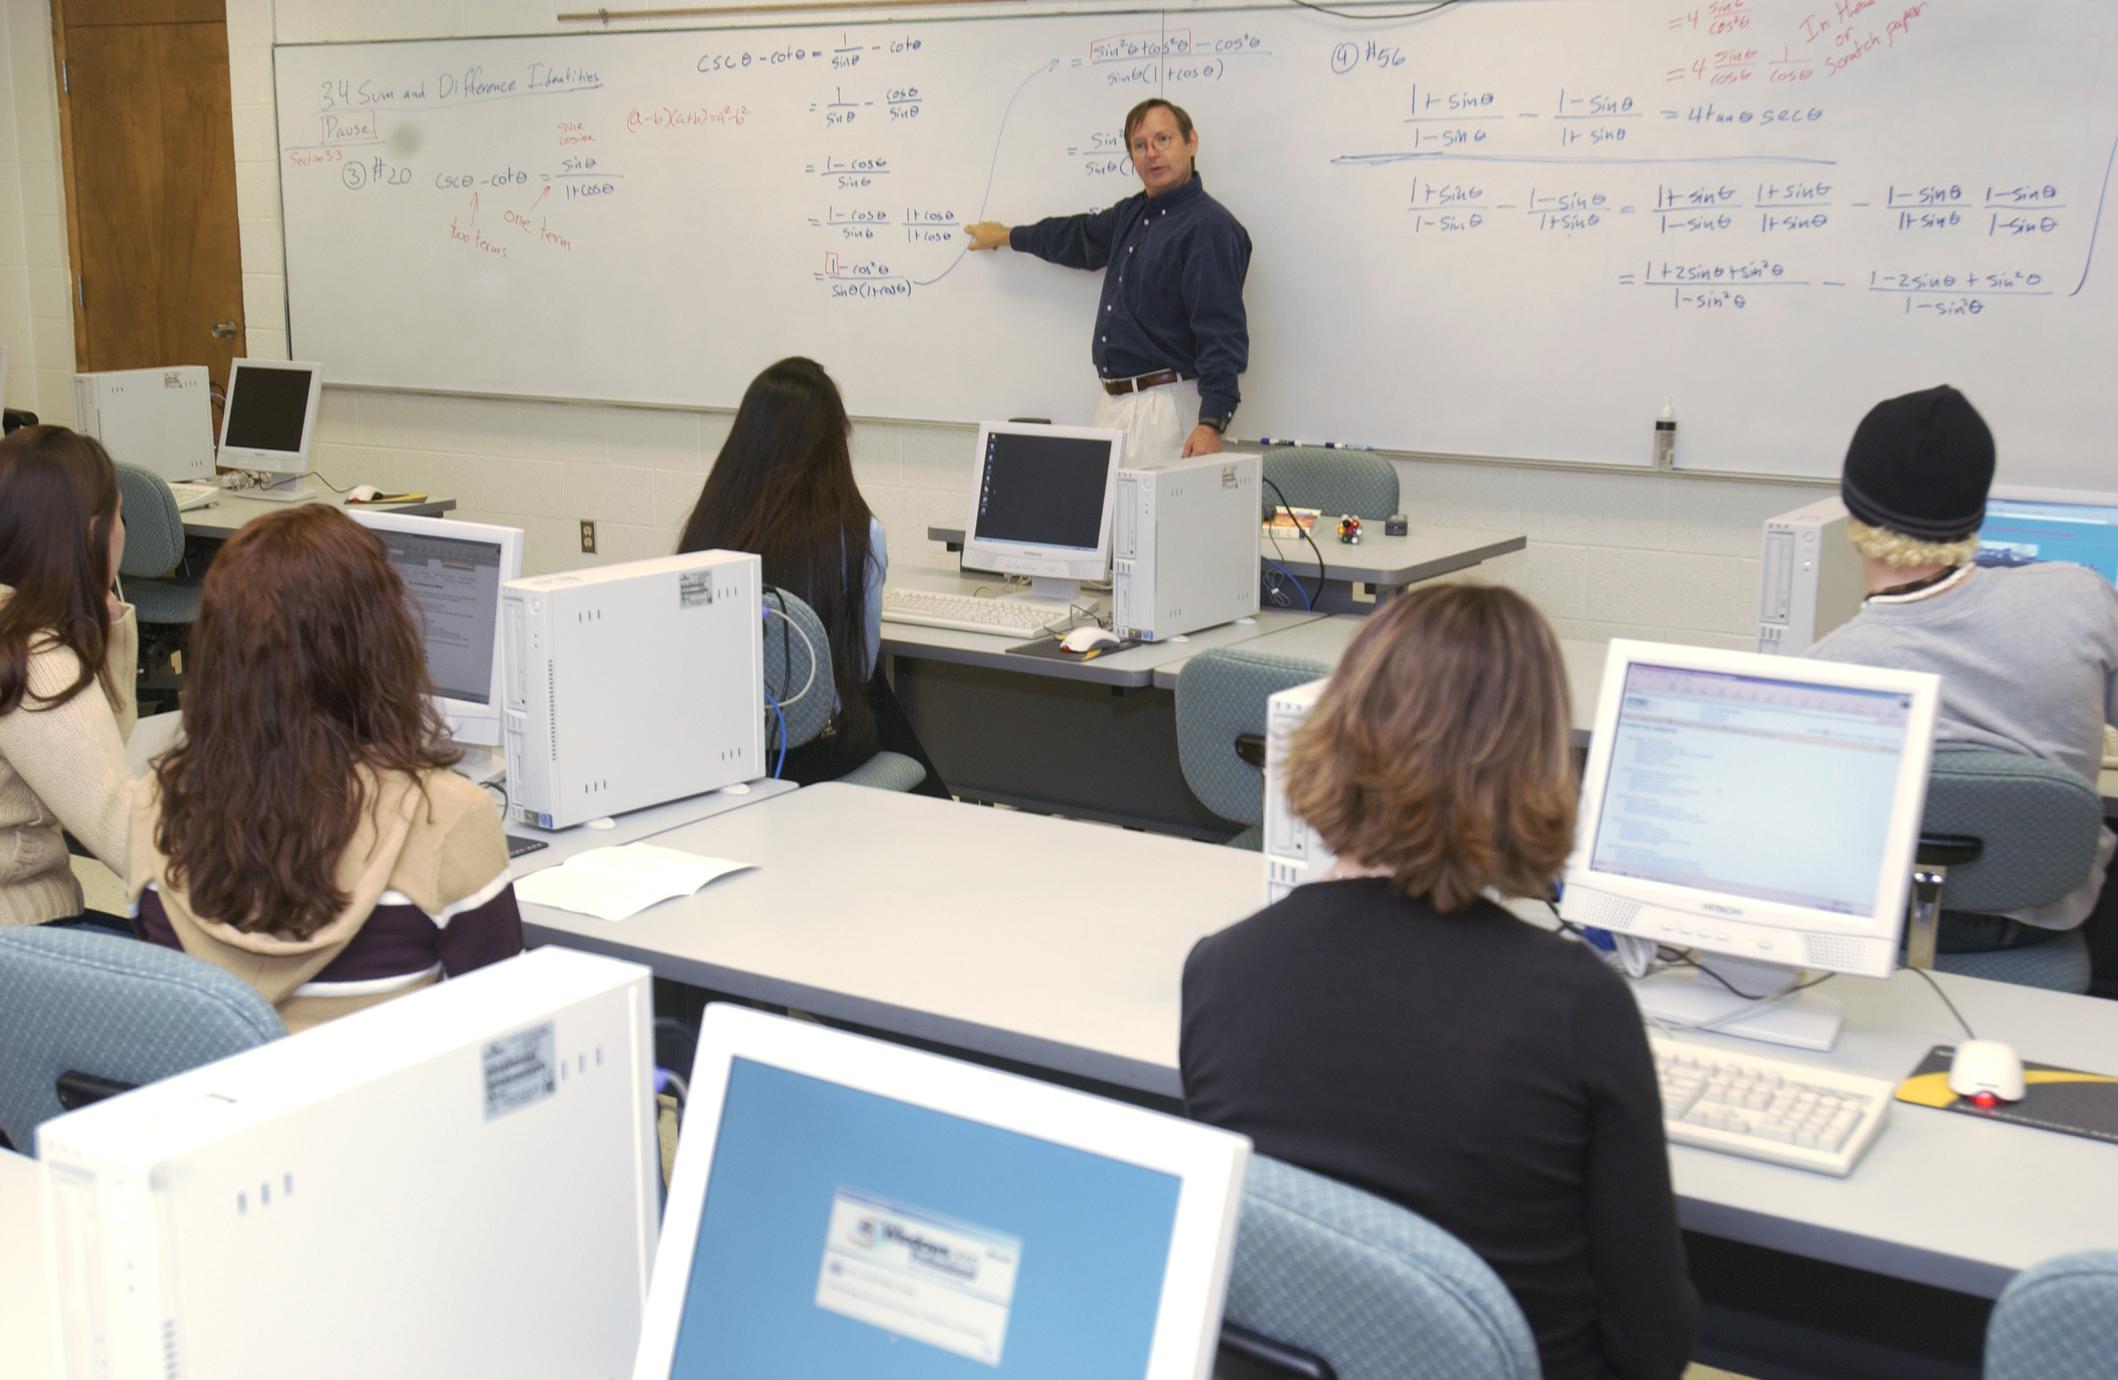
[128, 504, 522, 1029]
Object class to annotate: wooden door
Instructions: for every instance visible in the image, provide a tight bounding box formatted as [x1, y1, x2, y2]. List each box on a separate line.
[54, 0, 245, 392]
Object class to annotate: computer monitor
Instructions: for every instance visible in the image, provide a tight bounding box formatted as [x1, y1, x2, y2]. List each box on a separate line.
[35, 948, 660, 1380]
[634, 1004, 1249, 1380]
[350, 510, 524, 749]
[1979, 485, 2118, 587]
[1562, 641, 1941, 1051]
[959, 422, 1126, 605]
[217, 358, 323, 502]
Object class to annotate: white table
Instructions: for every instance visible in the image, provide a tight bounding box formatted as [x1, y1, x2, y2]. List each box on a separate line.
[927, 521, 1527, 614]
[521, 783, 1262, 1094]
[881, 567, 1322, 836]
[518, 783, 2118, 1305]
[180, 490, 453, 539]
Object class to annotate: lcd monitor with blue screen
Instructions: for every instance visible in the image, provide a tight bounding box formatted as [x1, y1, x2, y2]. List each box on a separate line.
[633, 1007, 1248, 1380]
[1979, 493, 2118, 586]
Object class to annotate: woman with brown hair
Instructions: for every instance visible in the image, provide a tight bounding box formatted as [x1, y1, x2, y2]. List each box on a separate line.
[0, 426, 137, 926]
[1180, 584, 1696, 1380]
[127, 504, 521, 1030]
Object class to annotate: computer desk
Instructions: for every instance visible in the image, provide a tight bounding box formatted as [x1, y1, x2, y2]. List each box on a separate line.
[180, 490, 454, 539]
[926, 521, 1527, 615]
[518, 782, 2118, 1309]
[882, 565, 1325, 837]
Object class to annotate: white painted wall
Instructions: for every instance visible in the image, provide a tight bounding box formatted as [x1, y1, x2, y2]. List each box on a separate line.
[12, 0, 1827, 652]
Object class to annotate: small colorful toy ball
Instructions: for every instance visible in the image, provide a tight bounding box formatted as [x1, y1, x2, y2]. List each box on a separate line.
[1336, 515, 1362, 545]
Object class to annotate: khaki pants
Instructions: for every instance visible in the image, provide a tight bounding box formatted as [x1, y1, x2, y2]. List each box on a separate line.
[1094, 377, 1201, 467]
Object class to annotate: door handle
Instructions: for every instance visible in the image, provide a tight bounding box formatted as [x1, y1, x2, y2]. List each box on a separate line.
[210, 321, 238, 340]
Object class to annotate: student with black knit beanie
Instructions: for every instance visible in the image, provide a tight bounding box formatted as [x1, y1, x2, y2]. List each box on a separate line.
[1810, 384, 2118, 948]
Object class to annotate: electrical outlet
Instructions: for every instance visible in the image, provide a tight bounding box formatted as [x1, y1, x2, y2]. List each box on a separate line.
[579, 520, 597, 554]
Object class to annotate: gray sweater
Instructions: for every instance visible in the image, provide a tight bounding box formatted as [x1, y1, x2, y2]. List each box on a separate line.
[1811, 563, 2118, 928]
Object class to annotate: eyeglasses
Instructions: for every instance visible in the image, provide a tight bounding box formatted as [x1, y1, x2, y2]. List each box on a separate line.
[1129, 129, 1181, 155]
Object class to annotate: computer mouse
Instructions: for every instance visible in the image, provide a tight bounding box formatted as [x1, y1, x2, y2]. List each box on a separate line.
[347, 484, 382, 503]
[1948, 1039, 2026, 1105]
[1060, 626, 1121, 653]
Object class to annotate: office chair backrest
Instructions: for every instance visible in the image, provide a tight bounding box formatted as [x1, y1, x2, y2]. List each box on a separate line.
[1225, 1155, 1540, 1380]
[1176, 649, 1328, 833]
[0, 926, 285, 1153]
[1922, 750, 2104, 913]
[761, 588, 834, 750]
[1985, 1250, 2118, 1380]
[112, 461, 188, 578]
[1262, 447, 1399, 522]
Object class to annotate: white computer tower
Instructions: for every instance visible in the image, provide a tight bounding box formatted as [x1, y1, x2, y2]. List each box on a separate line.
[503, 551, 764, 831]
[35, 949, 659, 1380]
[1756, 496, 1865, 655]
[1262, 677, 1336, 905]
[1112, 451, 1262, 642]
[72, 366, 214, 482]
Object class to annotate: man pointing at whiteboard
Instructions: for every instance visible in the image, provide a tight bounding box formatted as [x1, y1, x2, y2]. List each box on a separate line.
[964, 98, 1252, 463]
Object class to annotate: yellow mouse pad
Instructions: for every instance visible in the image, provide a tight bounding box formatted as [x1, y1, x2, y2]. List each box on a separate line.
[1896, 1045, 2118, 1146]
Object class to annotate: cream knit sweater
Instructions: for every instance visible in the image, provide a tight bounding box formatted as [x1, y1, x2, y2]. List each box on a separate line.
[0, 590, 138, 924]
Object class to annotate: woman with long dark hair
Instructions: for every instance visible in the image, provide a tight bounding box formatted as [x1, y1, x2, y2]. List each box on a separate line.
[0, 426, 137, 925]
[679, 356, 943, 792]
[128, 505, 522, 1030]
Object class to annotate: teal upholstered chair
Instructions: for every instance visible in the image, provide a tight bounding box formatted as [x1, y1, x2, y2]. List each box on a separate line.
[1985, 1250, 2118, 1380]
[0, 926, 284, 1154]
[1223, 1155, 1541, 1380]
[1174, 649, 1329, 849]
[1909, 750, 2102, 993]
[762, 587, 925, 792]
[1262, 447, 1399, 521]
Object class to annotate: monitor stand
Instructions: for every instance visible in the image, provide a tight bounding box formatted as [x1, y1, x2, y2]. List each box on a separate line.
[1630, 957, 1843, 1052]
[1017, 576, 1091, 610]
[245, 473, 318, 503]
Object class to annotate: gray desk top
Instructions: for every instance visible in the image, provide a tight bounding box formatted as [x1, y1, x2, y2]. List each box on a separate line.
[182, 490, 454, 539]
[520, 782, 1262, 1095]
[880, 566, 1322, 687]
[508, 777, 797, 875]
[925, 523, 1526, 587]
[519, 783, 2118, 1295]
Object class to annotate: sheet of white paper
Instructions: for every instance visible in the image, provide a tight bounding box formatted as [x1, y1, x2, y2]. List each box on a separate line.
[514, 845, 754, 922]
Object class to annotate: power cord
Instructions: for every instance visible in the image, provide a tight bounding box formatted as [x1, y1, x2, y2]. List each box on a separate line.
[761, 598, 819, 708]
[1909, 966, 1977, 1042]
[1263, 556, 1313, 610]
[763, 691, 788, 779]
[1261, 476, 1327, 606]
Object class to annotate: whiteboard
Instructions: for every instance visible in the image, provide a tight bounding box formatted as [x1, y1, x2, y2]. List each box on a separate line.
[275, 1, 2118, 480]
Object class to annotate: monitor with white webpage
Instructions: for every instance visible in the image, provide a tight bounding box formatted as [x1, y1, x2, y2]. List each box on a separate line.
[217, 358, 323, 501]
[1979, 485, 2118, 587]
[633, 1005, 1249, 1380]
[1561, 641, 1940, 1050]
[350, 510, 524, 749]
[959, 422, 1125, 607]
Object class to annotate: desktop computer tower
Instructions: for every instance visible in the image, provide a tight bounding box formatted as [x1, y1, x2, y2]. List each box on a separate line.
[1262, 677, 1336, 904]
[1111, 451, 1262, 642]
[72, 366, 214, 483]
[502, 551, 764, 831]
[1756, 496, 1864, 656]
[35, 949, 659, 1380]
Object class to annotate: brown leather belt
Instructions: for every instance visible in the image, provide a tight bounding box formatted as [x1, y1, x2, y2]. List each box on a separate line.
[1101, 368, 1195, 396]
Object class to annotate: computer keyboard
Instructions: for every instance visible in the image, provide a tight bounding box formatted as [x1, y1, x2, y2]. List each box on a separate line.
[881, 589, 1078, 638]
[1651, 1034, 1895, 1176]
[168, 481, 219, 511]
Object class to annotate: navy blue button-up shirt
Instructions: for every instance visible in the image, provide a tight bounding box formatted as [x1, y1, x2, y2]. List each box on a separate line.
[1010, 176, 1252, 421]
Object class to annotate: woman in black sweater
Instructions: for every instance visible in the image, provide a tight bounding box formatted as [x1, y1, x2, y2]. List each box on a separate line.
[1180, 584, 1697, 1380]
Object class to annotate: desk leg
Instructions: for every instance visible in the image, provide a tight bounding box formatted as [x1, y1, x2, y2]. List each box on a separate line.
[891, 657, 1240, 841]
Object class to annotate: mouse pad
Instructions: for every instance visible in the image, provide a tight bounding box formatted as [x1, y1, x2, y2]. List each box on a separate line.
[1002, 635, 1141, 663]
[1896, 1045, 2118, 1146]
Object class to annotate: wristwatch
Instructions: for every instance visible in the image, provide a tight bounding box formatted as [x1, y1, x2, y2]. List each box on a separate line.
[1198, 414, 1230, 434]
